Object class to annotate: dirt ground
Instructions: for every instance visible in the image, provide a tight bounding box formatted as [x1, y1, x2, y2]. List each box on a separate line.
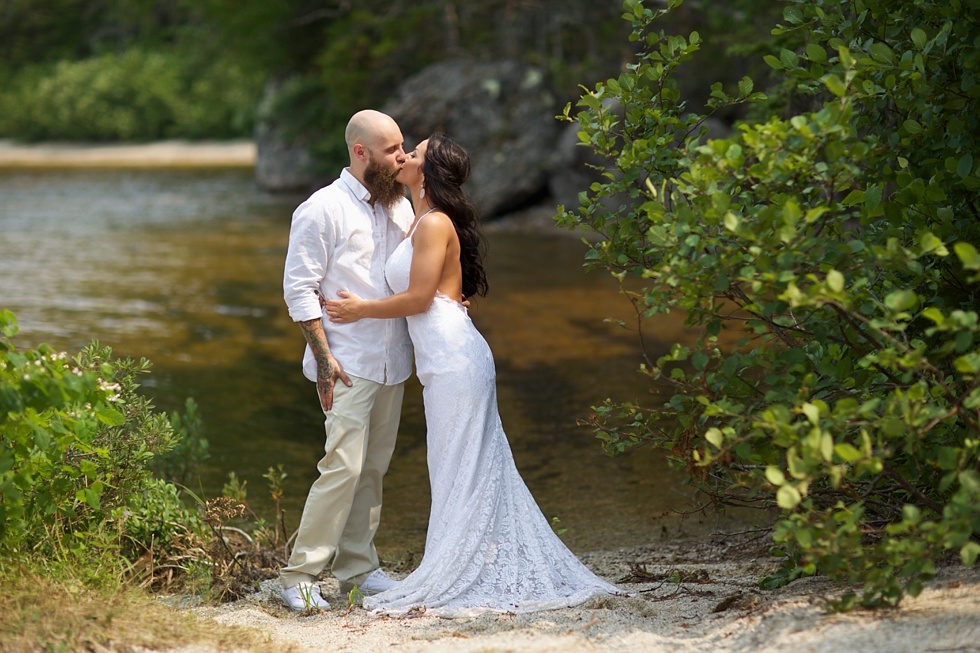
[183, 535, 980, 653]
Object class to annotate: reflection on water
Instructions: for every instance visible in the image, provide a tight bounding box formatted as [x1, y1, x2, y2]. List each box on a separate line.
[0, 167, 733, 556]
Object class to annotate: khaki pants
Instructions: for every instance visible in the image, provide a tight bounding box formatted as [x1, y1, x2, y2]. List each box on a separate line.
[280, 377, 404, 588]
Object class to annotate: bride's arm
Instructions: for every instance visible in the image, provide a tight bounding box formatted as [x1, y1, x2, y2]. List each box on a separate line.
[325, 214, 452, 322]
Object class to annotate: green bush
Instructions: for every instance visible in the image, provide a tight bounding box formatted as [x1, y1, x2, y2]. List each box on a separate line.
[0, 48, 259, 142]
[560, 0, 980, 608]
[117, 478, 207, 580]
[0, 310, 207, 578]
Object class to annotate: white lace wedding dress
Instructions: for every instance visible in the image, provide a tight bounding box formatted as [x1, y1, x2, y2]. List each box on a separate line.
[363, 230, 621, 618]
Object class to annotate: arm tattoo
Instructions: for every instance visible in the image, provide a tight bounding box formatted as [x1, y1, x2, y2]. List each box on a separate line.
[300, 318, 333, 380]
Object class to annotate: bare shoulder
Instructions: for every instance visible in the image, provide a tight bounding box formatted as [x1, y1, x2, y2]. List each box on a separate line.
[413, 210, 454, 241]
[419, 209, 453, 229]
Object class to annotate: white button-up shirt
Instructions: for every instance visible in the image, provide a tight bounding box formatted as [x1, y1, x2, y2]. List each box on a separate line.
[283, 168, 414, 385]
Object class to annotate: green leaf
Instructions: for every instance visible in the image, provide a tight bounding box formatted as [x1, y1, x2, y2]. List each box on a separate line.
[911, 27, 927, 50]
[783, 5, 803, 24]
[705, 427, 724, 449]
[865, 184, 883, 211]
[823, 74, 846, 98]
[95, 405, 126, 427]
[737, 77, 753, 98]
[921, 307, 945, 324]
[869, 42, 893, 64]
[958, 470, 980, 493]
[826, 270, 844, 293]
[903, 119, 924, 134]
[937, 447, 961, 470]
[920, 231, 948, 256]
[957, 153, 974, 179]
[802, 402, 820, 424]
[77, 487, 101, 510]
[692, 351, 708, 370]
[962, 542, 980, 566]
[842, 189, 865, 205]
[766, 466, 786, 486]
[902, 504, 921, 523]
[885, 290, 918, 312]
[780, 48, 799, 68]
[834, 443, 862, 462]
[724, 212, 740, 232]
[955, 242, 980, 270]
[806, 42, 827, 62]
[777, 484, 802, 509]
[956, 352, 980, 373]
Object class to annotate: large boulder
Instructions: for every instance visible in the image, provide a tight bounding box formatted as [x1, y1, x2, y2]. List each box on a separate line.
[384, 59, 562, 218]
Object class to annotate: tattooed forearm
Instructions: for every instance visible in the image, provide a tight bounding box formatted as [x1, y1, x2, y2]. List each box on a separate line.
[299, 318, 333, 380]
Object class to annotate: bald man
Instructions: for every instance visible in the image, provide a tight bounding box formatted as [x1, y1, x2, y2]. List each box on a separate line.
[281, 109, 414, 611]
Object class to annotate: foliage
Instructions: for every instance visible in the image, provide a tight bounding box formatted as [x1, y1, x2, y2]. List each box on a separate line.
[151, 397, 209, 485]
[0, 310, 209, 581]
[0, 0, 634, 147]
[0, 48, 259, 141]
[558, 0, 980, 608]
[120, 477, 210, 589]
[0, 0, 182, 67]
[0, 310, 294, 606]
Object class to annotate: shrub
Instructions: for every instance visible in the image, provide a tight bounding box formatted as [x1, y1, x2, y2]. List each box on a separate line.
[559, 0, 980, 608]
[0, 48, 259, 142]
[0, 310, 207, 581]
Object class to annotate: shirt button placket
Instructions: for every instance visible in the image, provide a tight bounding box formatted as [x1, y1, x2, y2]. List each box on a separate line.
[376, 204, 390, 384]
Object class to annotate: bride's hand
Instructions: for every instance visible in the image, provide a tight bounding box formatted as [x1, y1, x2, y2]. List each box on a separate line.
[325, 290, 366, 323]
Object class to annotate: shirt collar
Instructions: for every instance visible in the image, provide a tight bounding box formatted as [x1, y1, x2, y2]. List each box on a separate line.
[340, 168, 373, 204]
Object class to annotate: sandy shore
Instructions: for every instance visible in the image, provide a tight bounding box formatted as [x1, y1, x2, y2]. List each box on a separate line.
[0, 139, 255, 167]
[183, 538, 980, 653]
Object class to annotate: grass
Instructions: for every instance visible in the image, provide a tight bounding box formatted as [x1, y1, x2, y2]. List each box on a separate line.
[0, 565, 288, 653]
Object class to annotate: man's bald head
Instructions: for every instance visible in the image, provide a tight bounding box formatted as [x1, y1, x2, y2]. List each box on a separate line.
[346, 110, 400, 154]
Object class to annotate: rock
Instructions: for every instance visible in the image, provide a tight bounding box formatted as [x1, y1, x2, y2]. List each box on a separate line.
[254, 79, 318, 192]
[384, 59, 561, 218]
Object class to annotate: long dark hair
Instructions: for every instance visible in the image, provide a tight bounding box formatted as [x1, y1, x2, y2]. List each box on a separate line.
[423, 133, 489, 298]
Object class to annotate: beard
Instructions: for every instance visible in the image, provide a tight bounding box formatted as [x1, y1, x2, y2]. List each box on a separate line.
[363, 159, 405, 211]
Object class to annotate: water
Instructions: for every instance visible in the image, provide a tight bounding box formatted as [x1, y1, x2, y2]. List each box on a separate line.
[0, 167, 726, 557]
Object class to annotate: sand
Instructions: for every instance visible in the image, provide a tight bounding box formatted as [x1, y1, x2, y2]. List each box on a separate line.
[0, 139, 255, 167]
[185, 538, 980, 653]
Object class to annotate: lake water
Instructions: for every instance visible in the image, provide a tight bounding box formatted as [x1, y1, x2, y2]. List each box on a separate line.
[0, 166, 736, 558]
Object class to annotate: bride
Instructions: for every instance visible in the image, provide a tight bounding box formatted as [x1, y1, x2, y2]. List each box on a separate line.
[324, 133, 621, 617]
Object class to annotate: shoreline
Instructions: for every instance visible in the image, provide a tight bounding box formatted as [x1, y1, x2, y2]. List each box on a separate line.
[182, 536, 980, 653]
[0, 139, 255, 168]
[0, 139, 576, 234]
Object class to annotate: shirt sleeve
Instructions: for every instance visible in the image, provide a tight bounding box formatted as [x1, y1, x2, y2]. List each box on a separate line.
[283, 195, 331, 323]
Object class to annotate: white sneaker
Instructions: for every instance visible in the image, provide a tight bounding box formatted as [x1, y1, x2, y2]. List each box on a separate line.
[341, 569, 399, 596]
[281, 582, 330, 611]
